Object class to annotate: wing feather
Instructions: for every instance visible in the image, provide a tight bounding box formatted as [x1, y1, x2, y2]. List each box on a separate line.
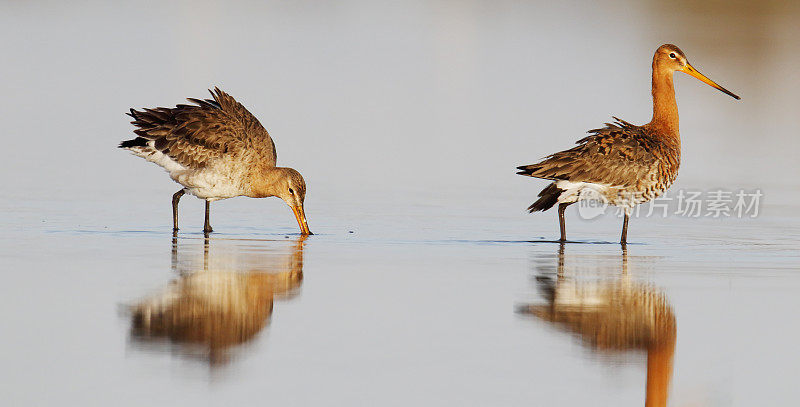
[122, 87, 276, 169]
[517, 118, 674, 188]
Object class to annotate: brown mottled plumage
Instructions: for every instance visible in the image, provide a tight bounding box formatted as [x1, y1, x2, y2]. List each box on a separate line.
[120, 87, 311, 235]
[517, 44, 739, 243]
[520, 117, 680, 208]
[125, 88, 276, 169]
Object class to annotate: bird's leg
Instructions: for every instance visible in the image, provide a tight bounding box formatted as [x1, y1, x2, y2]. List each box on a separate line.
[172, 189, 186, 231]
[557, 203, 572, 242]
[620, 209, 630, 245]
[203, 200, 213, 234]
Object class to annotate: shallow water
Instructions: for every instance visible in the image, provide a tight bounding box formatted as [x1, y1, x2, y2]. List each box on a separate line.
[2, 194, 799, 405]
[2, 1, 800, 406]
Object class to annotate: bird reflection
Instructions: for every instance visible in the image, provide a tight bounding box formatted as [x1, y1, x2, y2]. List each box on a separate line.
[519, 245, 676, 407]
[128, 236, 306, 365]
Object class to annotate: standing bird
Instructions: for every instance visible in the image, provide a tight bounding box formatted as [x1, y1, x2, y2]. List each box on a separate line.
[120, 87, 311, 235]
[517, 44, 739, 244]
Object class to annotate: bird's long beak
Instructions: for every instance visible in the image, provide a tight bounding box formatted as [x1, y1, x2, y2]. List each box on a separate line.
[291, 205, 312, 235]
[680, 62, 740, 100]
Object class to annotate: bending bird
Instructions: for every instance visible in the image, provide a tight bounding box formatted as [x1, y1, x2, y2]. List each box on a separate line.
[120, 87, 311, 235]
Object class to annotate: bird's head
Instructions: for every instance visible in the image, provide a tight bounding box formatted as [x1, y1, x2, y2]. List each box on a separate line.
[654, 44, 740, 100]
[273, 167, 311, 235]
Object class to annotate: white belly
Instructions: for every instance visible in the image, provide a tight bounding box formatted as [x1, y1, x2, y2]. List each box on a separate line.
[556, 180, 612, 205]
[172, 169, 242, 200]
[555, 180, 662, 209]
[128, 141, 244, 201]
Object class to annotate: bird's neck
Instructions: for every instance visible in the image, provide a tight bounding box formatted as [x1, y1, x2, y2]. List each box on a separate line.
[644, 339, 675, 407]
[649, 69, 681, 144]
[246, 166, 285, 198]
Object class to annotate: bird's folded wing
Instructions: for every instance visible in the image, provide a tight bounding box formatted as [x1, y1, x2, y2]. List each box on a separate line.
[128, 87, 275, 169]
[517, 119, 662, 187]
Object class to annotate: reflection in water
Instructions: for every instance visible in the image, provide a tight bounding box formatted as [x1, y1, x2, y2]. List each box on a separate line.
[519, 245, 676, 407]
[127, 236, 306, 365]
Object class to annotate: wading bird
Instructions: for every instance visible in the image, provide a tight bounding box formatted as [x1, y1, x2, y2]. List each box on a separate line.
[120, 88, 311, 235]
[517, 44, 739, 244]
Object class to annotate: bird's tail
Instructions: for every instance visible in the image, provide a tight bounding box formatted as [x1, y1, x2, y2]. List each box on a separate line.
[527, 183, 564, 212]
[119, 137, 149, 149]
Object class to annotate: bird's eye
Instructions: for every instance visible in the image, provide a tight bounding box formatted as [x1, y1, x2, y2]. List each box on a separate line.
[288, 188, 294, 194]
[669, 53, 676, 59]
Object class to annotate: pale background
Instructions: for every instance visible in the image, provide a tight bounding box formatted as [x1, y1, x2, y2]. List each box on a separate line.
[1, 1, 799, 406]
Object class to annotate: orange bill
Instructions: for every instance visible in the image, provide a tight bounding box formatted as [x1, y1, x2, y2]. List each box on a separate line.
[680, 62, 740, 100]
[291, 205, 312, 235]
